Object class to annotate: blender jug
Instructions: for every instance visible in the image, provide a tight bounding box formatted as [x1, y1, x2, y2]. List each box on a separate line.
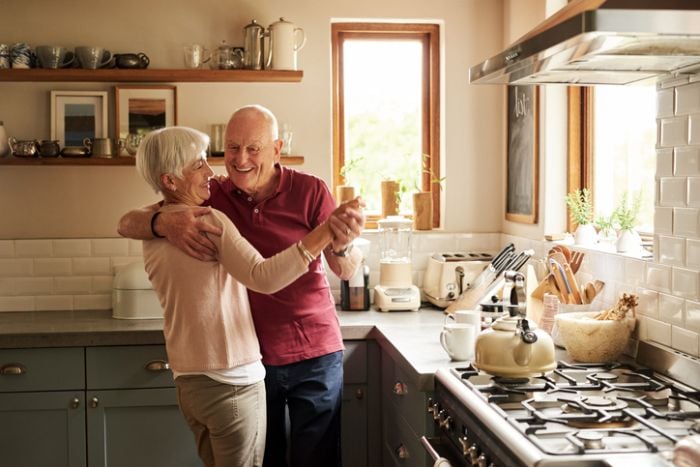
[374, 216, 421, 311]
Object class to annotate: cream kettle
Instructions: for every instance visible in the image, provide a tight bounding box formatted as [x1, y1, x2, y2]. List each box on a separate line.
[473, 270, 556, 378]
[266, 17, 306, 71]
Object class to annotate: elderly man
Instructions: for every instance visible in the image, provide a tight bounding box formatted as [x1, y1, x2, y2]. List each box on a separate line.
[118, 105, 364, 467]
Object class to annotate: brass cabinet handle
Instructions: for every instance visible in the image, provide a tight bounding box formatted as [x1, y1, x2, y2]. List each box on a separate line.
[90, 397, 99, 408]
[392, 381, 408, 396]
[0, 363, 27, 375]
[71, 397, 80, 409]
[396, 444, 409, 459]
[354, 388, 364, 400]
[145, 360, 170, 372]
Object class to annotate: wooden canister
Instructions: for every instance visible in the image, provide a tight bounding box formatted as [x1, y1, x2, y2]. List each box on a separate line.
[381, 180, 400, 218]
[335, 185, 356, 205]
[412, 191, 433, 230]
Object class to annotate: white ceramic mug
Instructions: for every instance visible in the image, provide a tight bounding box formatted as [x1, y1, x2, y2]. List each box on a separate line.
[440, 323, 475, 361]
[450, 309, 482, 330]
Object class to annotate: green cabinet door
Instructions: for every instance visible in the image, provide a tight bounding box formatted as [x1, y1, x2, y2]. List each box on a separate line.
[86, 387, 201, 467]
[0, 391, 86, 467]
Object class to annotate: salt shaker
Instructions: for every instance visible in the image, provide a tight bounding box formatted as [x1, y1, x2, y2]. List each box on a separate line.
[540, 293, 559, 334]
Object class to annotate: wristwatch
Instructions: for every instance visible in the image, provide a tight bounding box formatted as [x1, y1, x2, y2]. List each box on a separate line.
[332, 242, 354, 257]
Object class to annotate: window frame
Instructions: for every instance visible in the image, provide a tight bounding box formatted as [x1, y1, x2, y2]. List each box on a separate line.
[331, 22, 441, 228]
[568, 86, 655, 245]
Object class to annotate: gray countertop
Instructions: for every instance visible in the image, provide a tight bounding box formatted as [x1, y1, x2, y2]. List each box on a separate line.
[0, 307, 465, 391]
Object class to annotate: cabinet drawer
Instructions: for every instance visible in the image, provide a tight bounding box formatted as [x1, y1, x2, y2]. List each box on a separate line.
[382, 406, 429, 467]
[0, 347, 84, 392]
[87, 345, 174, 390]
[343, 340, 367, 384]
[381, 353, 432, 436]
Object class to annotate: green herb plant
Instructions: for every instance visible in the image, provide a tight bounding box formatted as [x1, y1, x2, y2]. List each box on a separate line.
[613, 190, 642, 232]
[594, 213, 616, 238]
[564, 188, 594, 226]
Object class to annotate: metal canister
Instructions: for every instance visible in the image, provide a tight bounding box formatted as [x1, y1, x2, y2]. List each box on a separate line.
[243, 19, 265, 70]
[0, 44, 10, 69]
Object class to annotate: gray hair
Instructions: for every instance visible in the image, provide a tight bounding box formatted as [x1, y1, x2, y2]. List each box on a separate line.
[230, 104, 279, 140]
[135, 126, 210, 193]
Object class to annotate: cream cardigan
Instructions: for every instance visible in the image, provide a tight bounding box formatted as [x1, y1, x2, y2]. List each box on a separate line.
[143, 205, 309, 372]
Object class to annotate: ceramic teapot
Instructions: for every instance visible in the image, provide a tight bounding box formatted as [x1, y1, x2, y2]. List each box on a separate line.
[473, 271, 556, 378]
[114, 52, 150, 69]
[265, 17, 306, 71]
[8, 137, 38, 157]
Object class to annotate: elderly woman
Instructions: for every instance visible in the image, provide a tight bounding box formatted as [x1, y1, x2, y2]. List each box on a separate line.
[135, 126, 360, 467]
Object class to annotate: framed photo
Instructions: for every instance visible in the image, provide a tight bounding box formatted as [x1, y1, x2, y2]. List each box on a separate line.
[50, 90, 108, 147]
[506, 85, 539, 224]
[114, 85, 177, 140]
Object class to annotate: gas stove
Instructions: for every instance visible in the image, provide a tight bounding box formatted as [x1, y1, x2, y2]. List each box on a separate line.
[429, 343, 700, 467]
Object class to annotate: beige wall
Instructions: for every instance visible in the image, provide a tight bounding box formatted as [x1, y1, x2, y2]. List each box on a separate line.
[0, 0, 505, 238]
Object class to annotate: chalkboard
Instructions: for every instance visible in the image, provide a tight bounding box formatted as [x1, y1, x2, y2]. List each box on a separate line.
[506, 85, 539, 224]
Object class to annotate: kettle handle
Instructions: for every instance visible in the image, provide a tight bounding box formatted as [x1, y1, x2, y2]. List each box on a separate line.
[293, 27, 306, 51]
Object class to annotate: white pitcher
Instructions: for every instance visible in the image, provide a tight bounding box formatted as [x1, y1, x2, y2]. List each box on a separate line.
[266, 18, 306, 71]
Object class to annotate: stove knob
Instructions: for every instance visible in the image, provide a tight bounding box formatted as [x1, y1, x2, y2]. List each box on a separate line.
[458, 436, 470, 456]
[468, 445, 480, 464]
[427, 399, 441, 419]
[438, 410, 452, 431]
[477, 453, 489, 467]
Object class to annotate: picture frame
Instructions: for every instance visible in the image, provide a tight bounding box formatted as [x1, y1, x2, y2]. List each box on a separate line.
[50, 90, 108, 147]
[114, 85, 177, 141]
[506, 85, 539, 224]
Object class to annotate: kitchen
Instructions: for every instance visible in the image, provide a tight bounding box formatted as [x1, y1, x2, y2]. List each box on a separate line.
[1, 0, 700, 466]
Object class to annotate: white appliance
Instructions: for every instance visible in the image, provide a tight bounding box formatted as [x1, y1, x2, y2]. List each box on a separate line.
[422, 252, 491, 308]
[112, 261, 163, 319]
[373, 216, 420, 311]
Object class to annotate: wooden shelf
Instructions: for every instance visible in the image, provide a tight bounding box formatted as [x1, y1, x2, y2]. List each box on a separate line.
[0, 155, 304, 166]
[0, 68, 303, 83]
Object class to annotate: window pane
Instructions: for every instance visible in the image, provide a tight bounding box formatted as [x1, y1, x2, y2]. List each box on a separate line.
[342, 39, 422, 214]
[593, 85, 656, 232]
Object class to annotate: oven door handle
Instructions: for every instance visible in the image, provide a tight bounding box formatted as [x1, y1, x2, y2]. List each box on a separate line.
[419, 436, 453, 467]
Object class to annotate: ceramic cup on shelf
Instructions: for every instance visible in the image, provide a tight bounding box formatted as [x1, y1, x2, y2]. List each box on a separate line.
[10, 43, 34, 68]
[35, 45, 75, 69]
[75, 46, 113, 69]
[184, 44, 210, 69]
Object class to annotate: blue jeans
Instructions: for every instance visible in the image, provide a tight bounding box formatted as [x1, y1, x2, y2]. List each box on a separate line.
[263, 351, 343, 467]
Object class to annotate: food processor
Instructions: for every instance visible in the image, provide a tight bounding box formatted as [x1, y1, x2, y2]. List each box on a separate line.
[373, 216, 420, 311]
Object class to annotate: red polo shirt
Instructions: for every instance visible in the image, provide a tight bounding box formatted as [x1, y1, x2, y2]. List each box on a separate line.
[207, 165, 344, 366]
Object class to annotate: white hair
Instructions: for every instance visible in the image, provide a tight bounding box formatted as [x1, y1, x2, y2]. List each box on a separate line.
[136, 126, 210, 193]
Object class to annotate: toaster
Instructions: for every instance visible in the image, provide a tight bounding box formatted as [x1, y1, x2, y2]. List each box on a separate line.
[422, 252, 492, 308]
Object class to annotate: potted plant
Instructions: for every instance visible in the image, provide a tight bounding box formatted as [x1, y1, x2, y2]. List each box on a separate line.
[612, 190, 643, 254]
[411, 154, 445, 230]
[594, 213, 616, 249]
[564, 188, 596, 245]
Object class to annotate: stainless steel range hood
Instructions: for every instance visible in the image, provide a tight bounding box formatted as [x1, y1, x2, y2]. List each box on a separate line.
[469, 0, 700, 86]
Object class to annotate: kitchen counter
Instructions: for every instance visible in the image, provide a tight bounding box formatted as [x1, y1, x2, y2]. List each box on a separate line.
[0, 306, 465, 391]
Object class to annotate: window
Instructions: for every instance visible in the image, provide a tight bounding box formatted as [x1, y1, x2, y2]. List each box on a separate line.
[331, 23, 440, 227]
[568, 85, 657, 236]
